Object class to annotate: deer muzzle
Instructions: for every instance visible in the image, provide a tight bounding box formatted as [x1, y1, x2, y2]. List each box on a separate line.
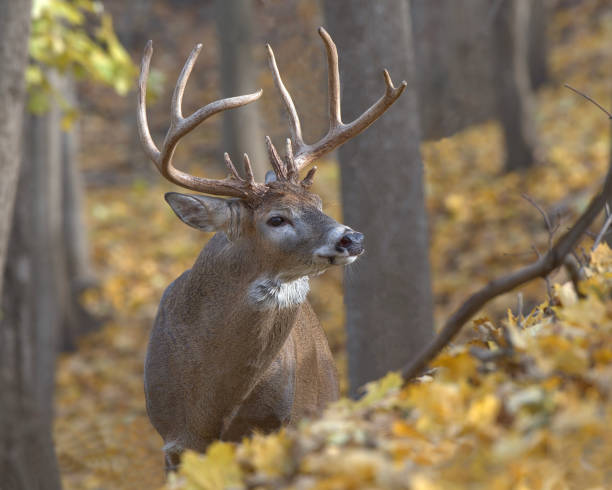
[336, 231, 364, 256]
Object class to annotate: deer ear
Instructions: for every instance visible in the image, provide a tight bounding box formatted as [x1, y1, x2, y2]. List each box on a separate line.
[165, 192, 234, 232]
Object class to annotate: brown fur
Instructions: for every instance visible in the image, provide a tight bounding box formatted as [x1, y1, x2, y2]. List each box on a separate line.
[144, 185, 344, 470]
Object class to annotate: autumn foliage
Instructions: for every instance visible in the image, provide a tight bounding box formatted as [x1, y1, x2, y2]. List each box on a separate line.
[53, 1, 612, 488]
[161, 243, 611, 489]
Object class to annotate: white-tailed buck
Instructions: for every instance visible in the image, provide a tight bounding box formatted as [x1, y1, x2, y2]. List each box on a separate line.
[137, 28, 406, 470]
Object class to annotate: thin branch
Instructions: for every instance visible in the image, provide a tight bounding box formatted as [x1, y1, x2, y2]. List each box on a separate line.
[532, 245, 554, 306]
[522, 192, 559, 249]
[571, 250, 584, 267]
[516, 292, 524, 328]
[564, 254, 586, 299]
[401, 88, 612, 383]
[564, 84, 612, 119]
[592, 211, 612, 251]
[402, 162, 612, 384]
[580, 246, 590, 265]
[522, 193, 553, 232]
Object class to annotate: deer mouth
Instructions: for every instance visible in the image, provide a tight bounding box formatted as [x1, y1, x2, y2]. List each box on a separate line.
[316, 251, 362, 266]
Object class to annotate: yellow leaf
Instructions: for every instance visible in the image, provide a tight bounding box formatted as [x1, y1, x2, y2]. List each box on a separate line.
[466, 394, 500, 430]
[179, 443, 242, 490]
[590, 242, 612, 271]
[236, 430, 293, 478]
[357, 371, 403, 408]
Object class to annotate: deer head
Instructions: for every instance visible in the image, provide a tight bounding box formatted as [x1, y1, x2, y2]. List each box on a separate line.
[137, 28, 406, 285]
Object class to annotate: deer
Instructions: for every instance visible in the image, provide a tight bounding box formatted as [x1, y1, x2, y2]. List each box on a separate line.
[137, 27, 406, 471]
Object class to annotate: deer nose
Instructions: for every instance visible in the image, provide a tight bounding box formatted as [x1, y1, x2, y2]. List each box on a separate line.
[336, 231, 364, 256]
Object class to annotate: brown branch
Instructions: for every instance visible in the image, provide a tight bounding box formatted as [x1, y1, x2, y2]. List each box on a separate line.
[564, 84, 612, 119]
[564, 254, 586, 299]
[592, 211, 612, 251]
[402, 165, 612, 384]
[521, 192, 560, 250]
[401, 88, 612, 383]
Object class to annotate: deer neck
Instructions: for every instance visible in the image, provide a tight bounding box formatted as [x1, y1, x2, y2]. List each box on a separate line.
[178, 232, 308, 366]
[185, 233, 310, 312]
[172, 233, 310, 410]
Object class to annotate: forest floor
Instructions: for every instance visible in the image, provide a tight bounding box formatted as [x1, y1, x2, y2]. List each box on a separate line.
[53, 2, 612, 488]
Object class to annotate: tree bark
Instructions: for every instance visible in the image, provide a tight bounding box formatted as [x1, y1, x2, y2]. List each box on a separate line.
[411, 0, 496, 140]
[528, 0, 550, 90]
[1, 65, 64, 490]
[493, 0, 538, 172]
[322, 0, 434, 397]
[0, 1, 60, 485]
[57, 74, 100, 351]
[0, 68, 99, 488]
[0, 110, 63, 490]
[215, 0, 268, 180]
[0, 0, 31, 300]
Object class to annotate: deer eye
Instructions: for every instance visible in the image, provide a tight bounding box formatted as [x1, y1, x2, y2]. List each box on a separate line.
[267, 216, 287, 227]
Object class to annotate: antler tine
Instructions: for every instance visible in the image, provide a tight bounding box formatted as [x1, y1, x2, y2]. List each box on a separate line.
[137, 41, 266, 200]
[285, 138, 298, 180]
[318, 27, 341, 129]
[265, 136, 287, 179]
[266, 44, 305, 152]
[243, 153, 255, 186]
[301, 166, 317, 188]
[223, 153, 243, 181]
[137, 41, 161, 165]
[267, 27, 407, 172]
[171, 43, 203, 123]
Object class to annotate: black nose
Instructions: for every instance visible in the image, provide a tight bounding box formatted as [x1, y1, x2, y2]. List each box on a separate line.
[336, 231, 364, 256]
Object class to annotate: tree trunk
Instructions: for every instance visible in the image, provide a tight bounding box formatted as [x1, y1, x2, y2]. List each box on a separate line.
[0, 0, 31, 300]
[0, 110, 64, 490]
[493, 0, 538, 172]
[215, 0, 268, 180]
[0, 1, 60, 488]
[57, 74, 100, 351]
[1, 63, 64, 490]
[0, 68, 100, 488]
[322, 0, 434, 397]
[411, 0, 496, 140]
[528, 0, 550, 90]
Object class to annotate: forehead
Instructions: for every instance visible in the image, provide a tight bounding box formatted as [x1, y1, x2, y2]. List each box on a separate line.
[256, 183, 323, 212]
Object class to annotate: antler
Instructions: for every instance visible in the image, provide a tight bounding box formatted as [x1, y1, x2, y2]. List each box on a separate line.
[266, 27, 407, 173]
[137, 41, 267, 200]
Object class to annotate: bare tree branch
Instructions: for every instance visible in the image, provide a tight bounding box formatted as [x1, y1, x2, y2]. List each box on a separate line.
[402, 91, 612, 383]
[564, 254, 586, 299]
[521, 192, 560, 249]
[402, 172, 610, 381]
[592, 211, 612, 251]
[564, 84, 612, 119]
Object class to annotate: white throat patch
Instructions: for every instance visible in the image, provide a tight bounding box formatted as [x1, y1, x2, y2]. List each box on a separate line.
[247, 276, 310, 310]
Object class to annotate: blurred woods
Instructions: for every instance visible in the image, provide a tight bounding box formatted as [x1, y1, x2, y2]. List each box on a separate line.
[1, 1, 135, 487]
[0, 0, 610, 488]
[323, 1, 434, 397]
[0, 0, 37, 488]
[413, 0, 546, 171]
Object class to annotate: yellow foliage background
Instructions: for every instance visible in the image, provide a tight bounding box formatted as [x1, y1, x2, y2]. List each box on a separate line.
[53, 1, 612, 488]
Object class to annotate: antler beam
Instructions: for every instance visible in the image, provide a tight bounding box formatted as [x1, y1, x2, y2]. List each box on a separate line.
[137, 41, 266, 199]
[266, 27, 407, 172]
